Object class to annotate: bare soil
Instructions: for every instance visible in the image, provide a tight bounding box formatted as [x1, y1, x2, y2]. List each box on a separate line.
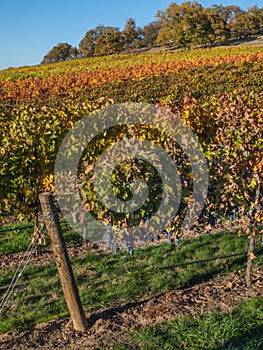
[0, 216, 248, 271]
[215, 35, 263, 47]
[0, 218, 262, 349]
[0, 267, 262, 350]
[124, 35, 263, 55]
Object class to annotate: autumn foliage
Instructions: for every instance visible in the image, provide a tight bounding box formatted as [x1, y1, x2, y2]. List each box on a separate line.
[0, 46, 262, 239]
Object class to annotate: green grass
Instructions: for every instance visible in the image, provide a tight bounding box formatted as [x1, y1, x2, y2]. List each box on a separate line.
[0, 220, 82, 255]
[114, 298, 263, 350]
[0, 221, 262, 335]
[0, 223, 34, 255]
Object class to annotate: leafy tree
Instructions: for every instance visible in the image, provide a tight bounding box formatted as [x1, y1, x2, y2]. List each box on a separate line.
[94, 27, 124, 56]
[156, 1, 212, 48]
[208, 4, 241, 39]
[231, 11, 259, 38]
[248, 5, 263, 32]
[79, 25, 123, 57]
[41, 43, 78, 64]
[205, 6, 230, 43]
[155, 2, 258, 46]
[156, 2, 188, 47]
[141, 21, 162, 47]
[79, 26, 106, 57]
[214, 4, 241, 23]
[122, 18, 139, 49]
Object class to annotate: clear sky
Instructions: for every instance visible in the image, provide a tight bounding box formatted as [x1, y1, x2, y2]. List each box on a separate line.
[0, 0, 259, 70]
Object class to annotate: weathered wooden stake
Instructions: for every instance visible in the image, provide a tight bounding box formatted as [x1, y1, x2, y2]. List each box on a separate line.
[246, 226, 256, 287]
[39, 192, 88, 332]
[246, 174, 261, 287]
[82, 220, 89, 248]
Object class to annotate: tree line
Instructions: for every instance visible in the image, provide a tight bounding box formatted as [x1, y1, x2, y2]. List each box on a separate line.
[41, 2, 263, 64]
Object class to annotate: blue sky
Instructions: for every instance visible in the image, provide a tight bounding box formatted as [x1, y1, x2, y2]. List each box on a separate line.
[0, 0, 259, 70]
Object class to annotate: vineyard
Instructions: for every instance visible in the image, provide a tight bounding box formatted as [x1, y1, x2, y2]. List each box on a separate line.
[0, 46, 262, 221]
[0, 45, 263, 349]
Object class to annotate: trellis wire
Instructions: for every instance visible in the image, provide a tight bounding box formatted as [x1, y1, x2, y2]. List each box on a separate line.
[0, 215, 51, 313]
[0, 239, 40, 312]
[158, 248, 263, 271]
[0, 225, 34, 233]
[0, 219, 72, 234]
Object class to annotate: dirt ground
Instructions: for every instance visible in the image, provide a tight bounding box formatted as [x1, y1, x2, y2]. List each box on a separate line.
[124, 35, 263, 55]
[0, 217, 262, 349]
[0, 267, 262, 350]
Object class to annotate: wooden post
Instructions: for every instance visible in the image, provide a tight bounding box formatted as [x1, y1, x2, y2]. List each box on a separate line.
[246, 174, 261, 287]
[39, 192, 88, 332]
[246, 226, 256, 287]
[82, 220, 89, 248]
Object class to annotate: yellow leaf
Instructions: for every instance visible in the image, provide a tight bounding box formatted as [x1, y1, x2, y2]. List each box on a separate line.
[248, 252, 256, 260]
